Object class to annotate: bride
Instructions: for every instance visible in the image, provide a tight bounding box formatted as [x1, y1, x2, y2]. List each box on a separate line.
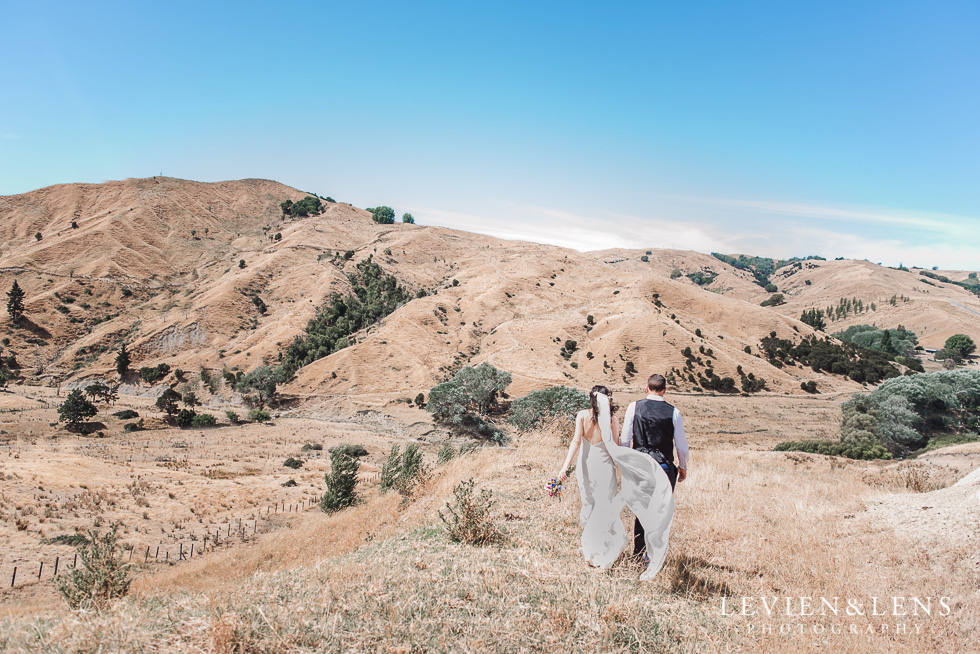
[557, 385, 675, 579]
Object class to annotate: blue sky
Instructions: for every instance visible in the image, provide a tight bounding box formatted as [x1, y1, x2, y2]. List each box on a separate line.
[2, 1, 979, 268]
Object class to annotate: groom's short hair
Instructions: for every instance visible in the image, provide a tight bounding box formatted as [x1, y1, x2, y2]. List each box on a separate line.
[647, 374, 666, 392]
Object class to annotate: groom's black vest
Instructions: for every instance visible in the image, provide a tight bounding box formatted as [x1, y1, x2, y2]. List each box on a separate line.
[632, 398, 675, 465]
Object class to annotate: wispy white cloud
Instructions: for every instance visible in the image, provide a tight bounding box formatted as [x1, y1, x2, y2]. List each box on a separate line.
[671, 195, 978, 239]
[412, 197, 980, 270]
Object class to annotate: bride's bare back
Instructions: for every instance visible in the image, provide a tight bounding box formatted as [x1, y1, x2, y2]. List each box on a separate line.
[576, 408, 619, 445]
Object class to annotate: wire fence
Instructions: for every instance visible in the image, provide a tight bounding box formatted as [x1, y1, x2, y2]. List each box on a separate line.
[3, 494, 328, 591]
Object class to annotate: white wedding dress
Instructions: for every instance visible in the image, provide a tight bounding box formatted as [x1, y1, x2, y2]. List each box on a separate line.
[576, 394, 675, 579]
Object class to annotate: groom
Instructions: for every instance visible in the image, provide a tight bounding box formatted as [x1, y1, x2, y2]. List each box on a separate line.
[620, 373, 689, 559]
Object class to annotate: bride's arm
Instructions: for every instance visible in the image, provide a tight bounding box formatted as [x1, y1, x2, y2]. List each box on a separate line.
[557, 414, 583, 482]
[610, 412, 620, 443]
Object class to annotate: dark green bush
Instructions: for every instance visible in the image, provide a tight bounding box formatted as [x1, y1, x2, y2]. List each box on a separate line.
[113, 409, 139, 420]
[427, 363, 511, 426]
[248, 409, 271, 422]
[367, 206, 395, 224]
[278, 256, 410, 379]
[321, 449, 360, 512]
[330, 443, 368, 458]
[175, 409, 196, 428]
[139, 363, 171, 384]
[773, 439, 891, 460]
[283, 457, 304, 469]
[190, 413, 216, 427]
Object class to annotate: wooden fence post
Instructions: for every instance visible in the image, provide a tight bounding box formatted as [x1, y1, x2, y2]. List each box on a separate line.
[37, 562, 43, 580]
[10, 567, 15, 588]
[54, 557, 59, 577]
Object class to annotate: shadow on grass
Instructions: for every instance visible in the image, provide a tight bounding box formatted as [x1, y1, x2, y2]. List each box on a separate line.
[665, 552, 737, 599]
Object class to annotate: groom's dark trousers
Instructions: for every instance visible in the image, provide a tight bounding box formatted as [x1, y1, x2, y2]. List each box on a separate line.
[629, 397, 681, 558]
[633, 462, 676, 557]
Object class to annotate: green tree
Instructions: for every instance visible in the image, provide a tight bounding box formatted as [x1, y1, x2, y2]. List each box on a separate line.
[115, 343, 131, 376]
[321, 449, 360, 512]
[155, 388, 182, 417]
[235, 365, 278, 406]
[6, 281, 25, 322]
[85, 383, 110, 404]
[402, 213, 415, 224]
[801, 309, 826, 331]
[427, 363, 512, 424]
[765, 283, 778, 292]
[945, 334, 976, 359]
[367, 206, 395, 224]
[58, 390, 99, 427]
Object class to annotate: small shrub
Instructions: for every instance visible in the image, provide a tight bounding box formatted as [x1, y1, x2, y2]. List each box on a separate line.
[123, 420, 144, 433]
[320, 449, 360, 512]
[282, 479, 297, 487]
[330, 443, 368, 458]
[301, 442, 323, 451]
[56, 524, 132, 609]
[113, 409, 139, 420]
[248, 409, 271, 422]
[175, 408, 196, 428]
[437, 442, 456, 463]
[225, 410, 240, 424]
[190, 413, 216, 427]
[283, 457, 304, 469]
[439, 479, 502, 545]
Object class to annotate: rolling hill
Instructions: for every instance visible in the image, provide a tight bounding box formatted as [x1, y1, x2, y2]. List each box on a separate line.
[1, 177, 977, 408]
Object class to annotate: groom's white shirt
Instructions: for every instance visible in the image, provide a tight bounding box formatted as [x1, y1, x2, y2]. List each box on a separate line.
[620, 396, 690, 470]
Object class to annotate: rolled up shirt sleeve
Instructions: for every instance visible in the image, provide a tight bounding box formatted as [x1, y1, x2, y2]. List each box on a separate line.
[621, 402, 636, 447]
[673, 408, 689, 469]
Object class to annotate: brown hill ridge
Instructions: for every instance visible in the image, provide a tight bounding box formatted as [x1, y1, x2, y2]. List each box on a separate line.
[1, 177, 976, 406]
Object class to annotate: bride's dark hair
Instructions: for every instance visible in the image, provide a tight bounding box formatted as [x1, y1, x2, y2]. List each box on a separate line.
[589, 385, 616, 423]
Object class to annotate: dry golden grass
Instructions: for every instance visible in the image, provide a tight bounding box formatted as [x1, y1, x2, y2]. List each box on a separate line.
[1, 420, 976, 653]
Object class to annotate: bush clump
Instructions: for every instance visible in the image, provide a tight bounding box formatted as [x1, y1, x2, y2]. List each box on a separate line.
[379, 443, 428, 495]
[773, 440, 891, 460]
[508, 386, 589, 432]
[283, 457, 304, 469]
[437, 442, 456, 463]
[175, 409, 196, 428]
[123, 420, 144, 433]
[426, 363, 511, 441]
[190, 413, 216, 427]
[139, 363, 171, 384]
[248, 409, 271, 423]
[320, 449, 360, 513]
[56, 524, 132, 609]
[439, 478, 502, 545]
[330, 443, 368, 458]
[281, 196, 324, 218]
[777, 370, 980, 459]
[112, 409, 139, 420]
[278, 256, 411, 379]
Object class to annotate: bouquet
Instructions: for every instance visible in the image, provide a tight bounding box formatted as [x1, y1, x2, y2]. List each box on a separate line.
[545, 477, 563, 499]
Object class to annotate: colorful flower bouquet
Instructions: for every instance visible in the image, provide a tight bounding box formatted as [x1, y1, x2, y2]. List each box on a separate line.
[545, 477, 563, 499]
